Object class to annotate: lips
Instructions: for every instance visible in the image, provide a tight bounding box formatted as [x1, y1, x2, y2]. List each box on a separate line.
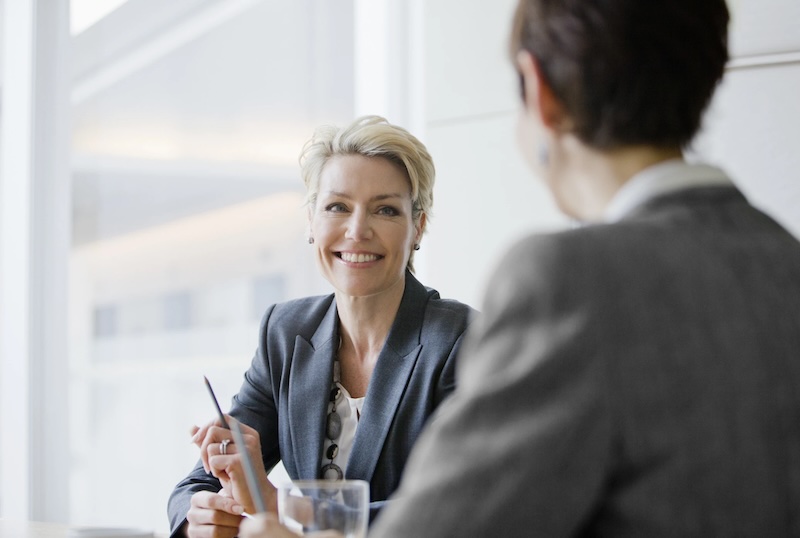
[338, 252, 382, 263]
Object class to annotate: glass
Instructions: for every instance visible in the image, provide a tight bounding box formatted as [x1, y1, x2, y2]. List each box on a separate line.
[278, 480, 369, 538]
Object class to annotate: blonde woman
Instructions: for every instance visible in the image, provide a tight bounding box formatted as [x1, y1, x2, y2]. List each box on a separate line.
[167, 116, 475, 538]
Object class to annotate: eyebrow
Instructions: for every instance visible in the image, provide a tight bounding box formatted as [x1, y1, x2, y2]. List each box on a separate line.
[323, 191, 406, 202]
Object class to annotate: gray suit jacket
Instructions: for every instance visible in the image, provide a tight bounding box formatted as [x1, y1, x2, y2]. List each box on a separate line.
[168, 271, 475, 535]
[372, 186, 800, 537]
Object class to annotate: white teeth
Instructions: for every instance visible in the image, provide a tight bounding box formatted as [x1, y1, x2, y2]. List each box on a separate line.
[341, 252, 379, 263]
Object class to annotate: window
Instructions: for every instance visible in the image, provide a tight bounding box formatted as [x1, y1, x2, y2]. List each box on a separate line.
[251, 274, 286, 319]
[67, 0, 353, 531]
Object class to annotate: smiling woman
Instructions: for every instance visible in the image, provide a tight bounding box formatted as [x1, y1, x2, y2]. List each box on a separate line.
[167, 115, 476, 538]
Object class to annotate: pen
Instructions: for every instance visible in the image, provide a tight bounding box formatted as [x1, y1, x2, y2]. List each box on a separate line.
[203, 375, 231, 429]
[203, 376, 267, 514]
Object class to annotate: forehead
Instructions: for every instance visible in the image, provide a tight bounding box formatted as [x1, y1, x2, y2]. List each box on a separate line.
[318, 154, 411, 197]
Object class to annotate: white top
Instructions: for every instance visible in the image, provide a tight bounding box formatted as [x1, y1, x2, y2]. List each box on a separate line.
[603, 159, 733, 222]
[322, 382, 365, 475]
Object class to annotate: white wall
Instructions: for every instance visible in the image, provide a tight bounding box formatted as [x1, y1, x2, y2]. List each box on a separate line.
[695, 0, 800, 238]
[418, 0, 567, 309]
[418, 0, 800, 309]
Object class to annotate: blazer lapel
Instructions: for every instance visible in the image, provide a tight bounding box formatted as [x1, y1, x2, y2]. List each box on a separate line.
[287, 301, 340, 480]
[345, 272, 429, 481]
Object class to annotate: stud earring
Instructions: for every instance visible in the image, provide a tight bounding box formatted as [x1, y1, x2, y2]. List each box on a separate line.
[413, 243, 420, 251]
[308, 237, 315, 244]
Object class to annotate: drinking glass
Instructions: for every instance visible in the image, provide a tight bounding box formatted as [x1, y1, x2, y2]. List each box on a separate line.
[278, 479, 369, 538]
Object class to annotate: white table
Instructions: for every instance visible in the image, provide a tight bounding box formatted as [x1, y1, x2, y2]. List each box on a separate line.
[0, 520, 165, 538]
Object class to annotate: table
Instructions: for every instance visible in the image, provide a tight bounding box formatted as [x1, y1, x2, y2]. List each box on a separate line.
[0, 520, 167, 538]
[0, 521, 67, 538]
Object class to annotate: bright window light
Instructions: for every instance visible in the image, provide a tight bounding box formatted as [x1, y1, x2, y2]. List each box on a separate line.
[70, 0, 129, 35]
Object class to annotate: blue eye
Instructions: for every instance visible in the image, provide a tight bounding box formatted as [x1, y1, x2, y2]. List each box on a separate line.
[377, 206, 399, 216]
[325, 203, 347, 213]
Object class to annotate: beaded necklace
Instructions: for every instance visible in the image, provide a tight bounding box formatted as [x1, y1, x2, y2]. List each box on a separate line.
[321, 357, 345, 480]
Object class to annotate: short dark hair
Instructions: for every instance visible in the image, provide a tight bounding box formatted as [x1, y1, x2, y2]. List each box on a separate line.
[510, 0, 729, 150]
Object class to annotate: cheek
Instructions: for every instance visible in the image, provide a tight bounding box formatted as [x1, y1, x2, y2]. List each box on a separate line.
[309, 214, 334, 240]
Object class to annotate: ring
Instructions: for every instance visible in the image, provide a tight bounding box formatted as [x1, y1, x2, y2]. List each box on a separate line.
[220, 439, 231, 455]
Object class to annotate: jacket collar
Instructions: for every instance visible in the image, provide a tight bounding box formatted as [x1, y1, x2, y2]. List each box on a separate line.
[287, 299, 339, 479]
[346, 271, 429, 481]
[604, 160, 733, 222]
[288, 271, 430, 481]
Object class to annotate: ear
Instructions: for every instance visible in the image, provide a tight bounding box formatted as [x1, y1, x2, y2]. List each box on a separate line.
[415, 213, 427, 242]
[516, 50, 565, 130]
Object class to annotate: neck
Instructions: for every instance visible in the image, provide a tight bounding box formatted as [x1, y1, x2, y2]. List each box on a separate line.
[550, 138, 683, 220]
[335, 276, 405, 363]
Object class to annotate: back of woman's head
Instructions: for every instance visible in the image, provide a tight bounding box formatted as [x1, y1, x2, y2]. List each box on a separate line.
[510, 0, 730, 150]
[299, 115, 435, 223]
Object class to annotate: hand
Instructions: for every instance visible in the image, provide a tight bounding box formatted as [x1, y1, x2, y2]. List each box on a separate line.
[190, 416, 235, 475]
[191, 416, 278, 514]
[185, 490, 244, 538]
[239, 513, 298, 538]
[239, 513, 344, 538]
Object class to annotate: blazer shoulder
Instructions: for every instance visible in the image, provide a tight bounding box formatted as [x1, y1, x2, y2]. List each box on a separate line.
[484, 226, 640, 315]
[419, 287, 478, 340]
[259, 293, 335, 339]
[500, 222, 664, 275]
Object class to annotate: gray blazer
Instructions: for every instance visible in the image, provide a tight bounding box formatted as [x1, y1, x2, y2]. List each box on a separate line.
[372, 186, 800, 537]
[168, 271, 475, 535]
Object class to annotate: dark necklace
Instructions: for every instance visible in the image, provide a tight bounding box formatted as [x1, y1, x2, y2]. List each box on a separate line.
[321, 354, 344, 480]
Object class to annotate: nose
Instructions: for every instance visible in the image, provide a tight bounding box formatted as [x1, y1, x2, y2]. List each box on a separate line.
[344, 209, 373, 241]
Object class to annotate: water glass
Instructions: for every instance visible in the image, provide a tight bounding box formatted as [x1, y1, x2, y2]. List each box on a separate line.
[278, 479, 369, 537]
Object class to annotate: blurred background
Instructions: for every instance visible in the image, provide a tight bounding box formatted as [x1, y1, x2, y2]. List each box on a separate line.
[1, 0, 798, 534]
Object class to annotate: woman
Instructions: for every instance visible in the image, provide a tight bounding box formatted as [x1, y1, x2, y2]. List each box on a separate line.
[249, 0, 800, 535]
[368, 0, 800, 536]
[167, 116, 475, 537]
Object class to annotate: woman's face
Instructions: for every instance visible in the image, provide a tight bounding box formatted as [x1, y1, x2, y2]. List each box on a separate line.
[309, 154, 421, 299]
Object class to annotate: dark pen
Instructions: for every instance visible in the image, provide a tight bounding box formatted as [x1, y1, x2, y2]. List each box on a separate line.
[203, 375, 231, 429]
[203, 376, 267, 515]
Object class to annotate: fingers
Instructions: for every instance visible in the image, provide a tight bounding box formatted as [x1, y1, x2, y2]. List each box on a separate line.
[190, 490, 245, 516]
[208, 453, 239, 482]
[193, 419, 235, 473]
[190, 422, 210, 447]
[209, 453, 257, 513]
[206, 436, 239, 480]
[207, 428, 277, 514]
[190, 414, 232, 446]
[189, 416, 277, 511]
[239, 513, 302, 538]
[208, 438, 238, 459]
[186, 491, 245, 538]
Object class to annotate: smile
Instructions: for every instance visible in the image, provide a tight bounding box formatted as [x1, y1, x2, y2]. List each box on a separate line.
[338, 252, 382, 263]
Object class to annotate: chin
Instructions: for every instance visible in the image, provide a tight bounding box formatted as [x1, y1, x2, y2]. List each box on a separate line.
[332, 275, 380, 297]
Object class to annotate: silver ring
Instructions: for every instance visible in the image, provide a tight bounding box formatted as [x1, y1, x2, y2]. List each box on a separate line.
[220, 439, 231, 455]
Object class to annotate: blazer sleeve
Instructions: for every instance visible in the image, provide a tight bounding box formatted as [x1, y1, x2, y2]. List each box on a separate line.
[371, 235, 615, 537]
[166, 305, 282, 537]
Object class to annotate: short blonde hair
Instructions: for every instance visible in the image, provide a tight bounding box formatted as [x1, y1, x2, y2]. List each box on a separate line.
[299, 115, 435, 272]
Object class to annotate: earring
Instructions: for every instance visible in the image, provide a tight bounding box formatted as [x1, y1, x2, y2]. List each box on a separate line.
[538, 142, 550, 166]
[308, 237, 314, 244]
[413, 243, 420, 251]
